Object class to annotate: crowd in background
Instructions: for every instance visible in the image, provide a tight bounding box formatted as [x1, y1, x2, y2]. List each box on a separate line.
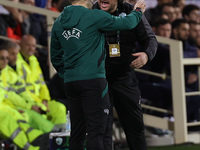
[0, 0, 200, 149]
[0, 1, 69, 149]
[139, 0, 200, 124]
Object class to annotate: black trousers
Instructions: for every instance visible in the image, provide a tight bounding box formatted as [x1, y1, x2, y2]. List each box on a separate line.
[64, 78, 110, 150]
[107, 76, 147, 150]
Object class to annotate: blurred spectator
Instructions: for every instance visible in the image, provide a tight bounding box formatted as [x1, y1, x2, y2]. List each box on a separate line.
[0, 47, 50, 150]
[17, 0, 47, 45]
[0, 109, 40, 150]
[172, 18, 199, 95]
[174, 4, 182, 19]
[172, 19, 189, 40]
[144, 0, 173, 25]
[182, 4, 200, 23]
[50, 0, 64, 12]
[173, 0, 185, 11]
[3, 0, 23, 23]
[150, 19, 171, 81]
[17, 34, 67, 131]
[188, 21, 200, 47]
[60, 0, 71, 11]
[140, 19, 172, 113]
[34, 0, 52, 81]
[0, 14, 15, 43]
[160, 13, 169, 20]
[140, 18, 200, 122]
[0, 0, 22, 43]
[2, 40, 62, 132]
[0, 0, 49, 82]
[161, 3, 177, 23]
[153, 19, 172, 38]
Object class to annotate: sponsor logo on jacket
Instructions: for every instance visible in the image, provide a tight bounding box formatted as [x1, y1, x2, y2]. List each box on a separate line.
[62, 28, 82, 40]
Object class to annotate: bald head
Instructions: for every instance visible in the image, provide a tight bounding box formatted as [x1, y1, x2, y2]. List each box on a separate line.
[20, 35, 36, 60]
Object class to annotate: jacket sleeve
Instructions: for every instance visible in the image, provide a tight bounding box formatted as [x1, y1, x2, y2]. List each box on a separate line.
[20, 89, 35, 103]
[93, 9, 143, 31]
[37, 63, 51, 101]
[1, 67, 33, 110]
[6, 91, 32, 109]
[135, 15, 158, 61]
[50, 25, 64, 78]
[13, 74, 36, 103]
[39, 79, 51, 102]
[183, 43, 198, 58]
[0, 87, 6, 104]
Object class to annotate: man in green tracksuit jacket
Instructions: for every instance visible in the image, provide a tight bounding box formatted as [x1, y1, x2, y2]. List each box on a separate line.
[50, 0, 146, 149]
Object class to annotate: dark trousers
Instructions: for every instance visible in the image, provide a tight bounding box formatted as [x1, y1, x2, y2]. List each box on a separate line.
[108, 77, 147, 150]
[64, 78, 110, 150]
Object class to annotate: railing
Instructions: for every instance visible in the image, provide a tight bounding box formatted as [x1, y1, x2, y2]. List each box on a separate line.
[154, 36, 200, 144]
[1, 0, 200, 144]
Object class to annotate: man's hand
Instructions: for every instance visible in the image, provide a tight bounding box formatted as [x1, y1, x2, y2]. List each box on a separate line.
[187, 73, 198, 84]
[42, 100, 48, 107]
[42, 100, 50, 112]
[130, 52, 148, 68]
[134, 0, 146, 14]
[18, 110, 25, 114]
[31, 105, 42, 114]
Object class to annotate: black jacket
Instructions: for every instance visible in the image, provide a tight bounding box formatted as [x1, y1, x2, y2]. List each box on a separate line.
[0, 14, 17, 44]
[93, 2, 157, 83]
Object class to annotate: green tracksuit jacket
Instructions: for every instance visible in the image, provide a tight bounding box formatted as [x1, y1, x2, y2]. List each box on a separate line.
[50, 5, 142, 83]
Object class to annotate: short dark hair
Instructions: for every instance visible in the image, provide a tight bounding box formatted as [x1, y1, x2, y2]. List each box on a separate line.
[52, 0, 60, 4]
[1, 41, 20, 51]
[0, 46, 8, 52]
[154, 19, 171, 28]
[60, 0, 71, 11]
[161, 3, 175, 10]
[173, 0, 181, 5]
[172, 19, 188, 30]
[182, 4, 200, 17]
[188, 20, 200, 26]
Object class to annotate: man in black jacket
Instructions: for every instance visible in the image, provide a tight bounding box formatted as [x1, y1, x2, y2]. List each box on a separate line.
[93, 0, 157, 149]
